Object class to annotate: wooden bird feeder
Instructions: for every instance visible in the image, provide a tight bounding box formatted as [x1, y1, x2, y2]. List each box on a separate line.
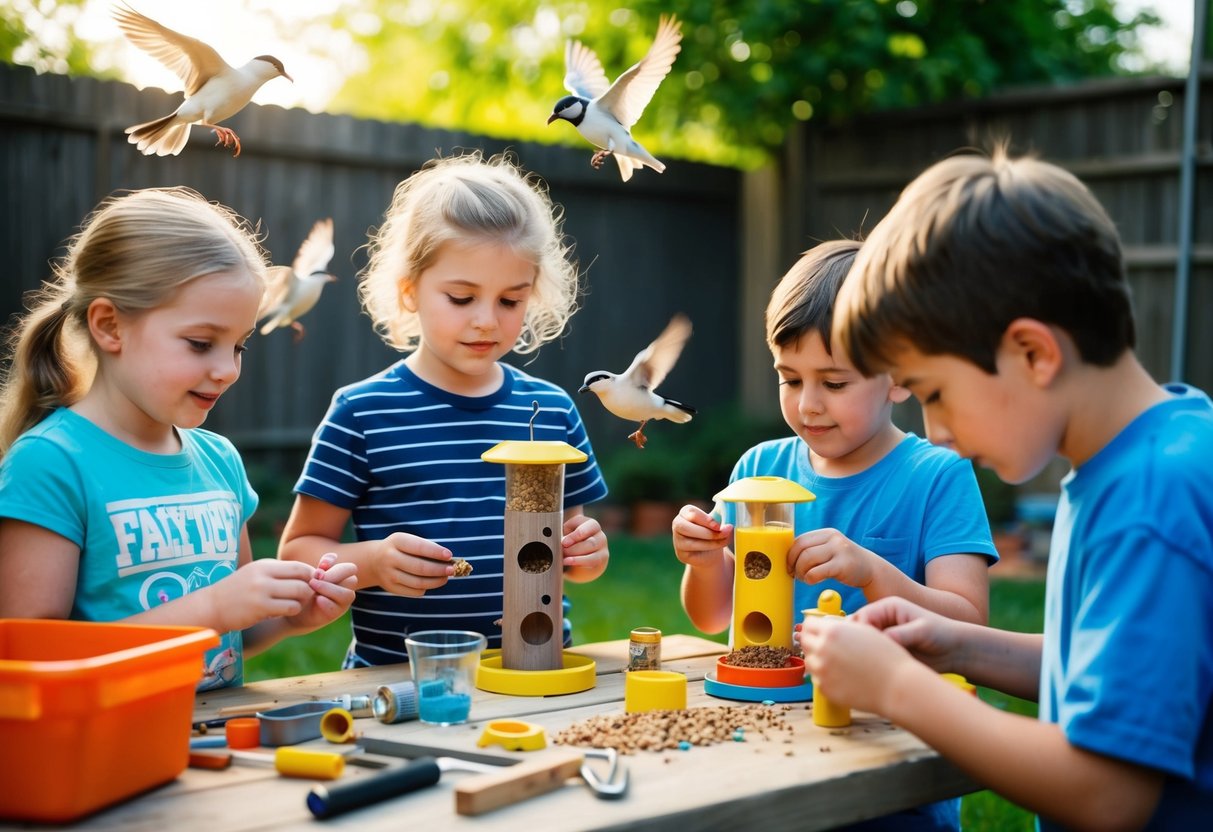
[481, 429, 586, 672]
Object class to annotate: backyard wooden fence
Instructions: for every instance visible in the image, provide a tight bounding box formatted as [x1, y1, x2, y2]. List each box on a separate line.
[3, 61, 1210, 486]
[738, 68, 1213, 428]
[0, 63, 740, 476]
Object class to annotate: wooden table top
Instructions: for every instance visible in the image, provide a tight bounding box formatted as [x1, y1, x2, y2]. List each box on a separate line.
[45, 635, 977, 831]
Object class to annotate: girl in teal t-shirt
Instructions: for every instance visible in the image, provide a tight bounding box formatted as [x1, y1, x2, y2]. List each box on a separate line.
[0, 188, 356, 689]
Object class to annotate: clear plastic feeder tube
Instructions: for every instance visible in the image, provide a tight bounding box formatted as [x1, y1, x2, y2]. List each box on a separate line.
[504, 463, 563, 513]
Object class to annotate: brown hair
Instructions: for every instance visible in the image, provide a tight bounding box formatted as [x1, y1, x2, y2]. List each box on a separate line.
[836, 147, 1133, 375]
[766, 239, 861, 354]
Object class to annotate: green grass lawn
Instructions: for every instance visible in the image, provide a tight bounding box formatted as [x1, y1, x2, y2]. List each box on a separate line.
[246, 534, 1045, 830]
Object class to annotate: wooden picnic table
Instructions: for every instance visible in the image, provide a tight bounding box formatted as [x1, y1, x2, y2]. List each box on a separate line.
[54, 634, 977, 831]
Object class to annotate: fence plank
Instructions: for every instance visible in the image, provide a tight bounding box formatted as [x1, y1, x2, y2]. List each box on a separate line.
[1, 64, 740, 477]
[781, 67, 1213, 399]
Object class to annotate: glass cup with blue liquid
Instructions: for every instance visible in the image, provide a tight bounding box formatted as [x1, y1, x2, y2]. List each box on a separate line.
[404, 630, 487, 725]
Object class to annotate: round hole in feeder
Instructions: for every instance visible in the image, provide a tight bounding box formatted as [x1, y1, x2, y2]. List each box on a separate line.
[520, 612, 554, 645]
[743, 551, 772, 579]
[542, 527, 553, 537]
[517, 541, 554, 574]
[742, 610, 774, 644]
[541, 594, 552, 605]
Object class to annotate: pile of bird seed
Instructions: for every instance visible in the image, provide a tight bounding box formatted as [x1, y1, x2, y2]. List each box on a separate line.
[552, 704, 792, 754]
[720, 645, 799, 668]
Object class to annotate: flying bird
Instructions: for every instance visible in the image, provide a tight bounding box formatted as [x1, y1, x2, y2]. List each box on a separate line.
[547, 15, 682, 182]
[258, 218, 337, 342]
[579, 313, 695, 449]
[113, 3, 292, 157]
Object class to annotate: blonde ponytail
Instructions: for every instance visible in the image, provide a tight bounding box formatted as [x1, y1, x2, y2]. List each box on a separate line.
[0, 187, 266, 457]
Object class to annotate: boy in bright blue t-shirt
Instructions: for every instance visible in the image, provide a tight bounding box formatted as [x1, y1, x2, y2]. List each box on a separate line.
[803, 149, 1213, 828]
[674, 239, 997, 832]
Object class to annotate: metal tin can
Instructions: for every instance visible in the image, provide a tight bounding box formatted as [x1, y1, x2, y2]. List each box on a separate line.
[628, 627, 662, 671]
[372, 681, 419, 724]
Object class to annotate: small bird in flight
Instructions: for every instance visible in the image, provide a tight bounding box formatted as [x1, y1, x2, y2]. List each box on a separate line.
[113, 3, 292, 157]
[258, 218, 337, 342]
[548, 15, 682, 182]
[579, 313, 695, 448]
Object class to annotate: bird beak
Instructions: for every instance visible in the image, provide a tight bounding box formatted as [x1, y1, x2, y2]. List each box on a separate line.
[283, 71, 295, 83]
[577, 384, 590, 394]
[546, 113, 560, 125]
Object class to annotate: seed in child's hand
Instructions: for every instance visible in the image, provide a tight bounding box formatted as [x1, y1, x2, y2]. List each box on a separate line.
[451, 558, 474, 577]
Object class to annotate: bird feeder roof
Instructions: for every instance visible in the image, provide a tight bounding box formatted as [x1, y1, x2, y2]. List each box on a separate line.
[481, 440, 587, 465]
[713, 476, 816, 504]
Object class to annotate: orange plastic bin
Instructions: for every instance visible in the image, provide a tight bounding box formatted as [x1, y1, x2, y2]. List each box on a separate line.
[0, 619, 218, 822]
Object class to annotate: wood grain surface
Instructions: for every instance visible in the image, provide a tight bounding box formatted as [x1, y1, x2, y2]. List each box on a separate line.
[45, 635, 975, 832]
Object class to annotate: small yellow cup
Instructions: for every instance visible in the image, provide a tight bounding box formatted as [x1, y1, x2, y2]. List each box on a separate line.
[624, 670, 687, 713]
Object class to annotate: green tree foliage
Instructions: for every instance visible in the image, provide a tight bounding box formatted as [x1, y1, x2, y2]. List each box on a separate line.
[1, 0, 111, 77]
[327, 0, 1161, 168]
[1, 1, 1166, 167]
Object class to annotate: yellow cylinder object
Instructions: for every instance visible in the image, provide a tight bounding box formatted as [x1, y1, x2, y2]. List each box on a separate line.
[273, 747, 346, 780]
[732, 525, 796, 649]
[624, 671, 687, 713]
[811, 690, 852, 728]
[320, 707, 356, 743]
[803, 590, 851, 728]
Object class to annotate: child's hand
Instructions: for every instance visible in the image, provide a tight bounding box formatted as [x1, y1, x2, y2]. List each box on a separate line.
[370, 532, 455, 597]
[672, 504, 733, 569]
[850, 596, 962, 672]
[213, 558, 329, 633]
[561, 514, 609, 576]
[787, 527, 878, 589]
[799, 613, 916, 715]
[285, 552, 358, 632]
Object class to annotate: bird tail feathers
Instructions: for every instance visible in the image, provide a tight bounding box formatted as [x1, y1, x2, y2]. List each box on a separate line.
[661, 397, 695, 422]
[615, 154, 641, 182]
[126, 115, 190, 157]
[615, 152, 665, 182]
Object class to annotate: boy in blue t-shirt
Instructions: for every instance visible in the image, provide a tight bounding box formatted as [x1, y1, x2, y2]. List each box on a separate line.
[674, 239, 997, 832]
[803, 149, 1213, 828]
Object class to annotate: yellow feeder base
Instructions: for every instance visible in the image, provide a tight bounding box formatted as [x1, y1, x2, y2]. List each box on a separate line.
[476, 650, 596, 696]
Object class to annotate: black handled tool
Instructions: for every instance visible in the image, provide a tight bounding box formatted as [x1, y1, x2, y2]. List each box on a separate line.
[307, 757, 443, 819]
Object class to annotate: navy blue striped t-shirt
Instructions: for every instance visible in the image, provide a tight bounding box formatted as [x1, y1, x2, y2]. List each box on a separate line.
[295, 360, 609, 666]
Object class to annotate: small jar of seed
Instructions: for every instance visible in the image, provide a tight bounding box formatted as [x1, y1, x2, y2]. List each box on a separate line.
[628, 626, 662, 671]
